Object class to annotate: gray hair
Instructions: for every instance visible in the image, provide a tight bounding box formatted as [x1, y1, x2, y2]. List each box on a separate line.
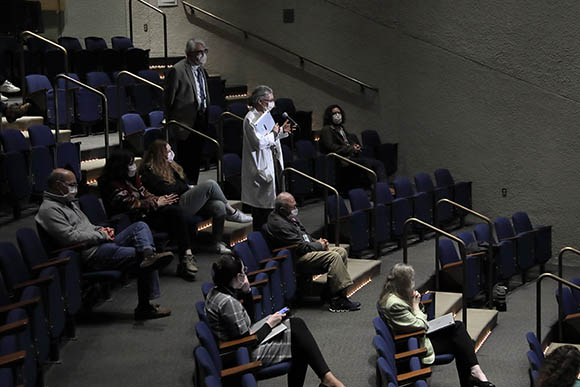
[379, 263, 415, 307]
[185, 38, 207, 54]
[47, 168, 72, 191]
[249, 85, 273, 107]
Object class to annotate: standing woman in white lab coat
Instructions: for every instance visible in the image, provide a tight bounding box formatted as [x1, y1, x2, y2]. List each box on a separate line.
[241, 85, 292, 231]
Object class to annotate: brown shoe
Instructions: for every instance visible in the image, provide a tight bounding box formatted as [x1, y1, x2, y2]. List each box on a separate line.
[134, 304, 171, 320]
[5, 103, 30, 123]
[140, 251, 174, 270]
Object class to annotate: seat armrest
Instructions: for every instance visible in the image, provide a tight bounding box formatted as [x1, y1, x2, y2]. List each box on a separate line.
[0, 298, 40, 314]
[442, 261, 463, 270]
[397, 367, 432, 384]
[31, 257, 70, 272]
[0, 319, 29, 336]
[221, 361, 262, 378]
[564, 313, 580, 322]
[394, 329, 425, 341]
[13, 276, 54, 290]
[394, 347, 428, 360]
[467, 251, 487, 257]
[0, 350, 26, 369]
[258, 255, 287, 265]
[219, 335, 258, 351]
[50, 242, 86, 255]
[247, 266, 276, 277]
[272, 244, 297, 253]
[249, 279, 268, 288]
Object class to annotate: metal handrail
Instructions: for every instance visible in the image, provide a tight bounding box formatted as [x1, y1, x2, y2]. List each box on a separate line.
[54, 75, 109, 158]
[326, 152, 379, 257]
[20, 31, 68, 97]
[115, 71, 164, 147]
[436, 199, 495, 308]
[129, 0, 168, 69]
[217, 112, 243, 182]
[536, 273, 580, 342]
[556, 247, 580, 341]
[282, 167, 340, 247]
[166, 120, 222, 183]
[181, 1, 378, 92]
[403, 217, 468, 325]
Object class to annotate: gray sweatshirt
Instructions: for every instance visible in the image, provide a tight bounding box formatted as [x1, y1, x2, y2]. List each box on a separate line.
[35, 192, 109, 260]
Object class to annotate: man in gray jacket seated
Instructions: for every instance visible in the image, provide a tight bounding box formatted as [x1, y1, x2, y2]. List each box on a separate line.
[264, 192, 361, 313]
[36, 169, 174, 320]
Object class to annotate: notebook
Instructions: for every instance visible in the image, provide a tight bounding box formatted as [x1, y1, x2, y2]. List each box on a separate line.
[426, 312, 455, 334]
[250, 314, 288, 344]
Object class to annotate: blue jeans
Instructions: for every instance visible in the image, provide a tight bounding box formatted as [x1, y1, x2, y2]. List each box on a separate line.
[90, 221, 160, 304]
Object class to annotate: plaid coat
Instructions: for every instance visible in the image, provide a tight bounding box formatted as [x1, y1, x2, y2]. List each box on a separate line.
[205, 287, 291, 365]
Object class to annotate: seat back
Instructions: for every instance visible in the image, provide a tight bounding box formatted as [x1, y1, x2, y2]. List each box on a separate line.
[16, 227, 49, 268]
[274, 98, 296, 116]
[294, 140, 316, 160]
[377, 356, 398, 387]
[456, 231, 477, 247]
[494, 217, 515, 240]
[227, 102, 248, 117]
[194, 321, 223, 375]
[31, 146, 54, 193]
[525, 332, 545, 366]
[84, 36, 107, 51]
[232, 241, 261, 272]
[414, 173, 435, 193]
[28, 125, 56, 147]
[223, 153, 242, 179]
[58, 36, 83, 51]
[526, 350, 542, 371]
[111, 36, 133, 51]
[195, 301, 209, 324]
[1, 129, 29, 153]
[25, 74, 51, 93]
[512, 211, 533, 234]
[194, 346, 220, 380]
[121, 113, 147, 136]
[246, 231, 272, 261]
[201, 282, 214, 299]
[78, 193, 109, 226]
[473, 223, 491, 243]
[56, 142, 81, 181]
[0, 242, 32, 289]
[148, 110, 164, 128]
[434, 168, 454, 187]
[348, 188, 371, 211]
[360, 130, 381, 156]
[327, 194, 349, 221]
[438, 238, 460, 266]
[86, 71, 112, 87]
[392, 177, 415, 198]
[3, 151, 31, 201]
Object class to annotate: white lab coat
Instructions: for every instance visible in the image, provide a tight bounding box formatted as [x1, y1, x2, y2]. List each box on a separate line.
[241, 108, 288, 208]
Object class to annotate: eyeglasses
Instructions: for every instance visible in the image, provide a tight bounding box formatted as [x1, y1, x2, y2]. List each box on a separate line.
[192, 48, 208, 56]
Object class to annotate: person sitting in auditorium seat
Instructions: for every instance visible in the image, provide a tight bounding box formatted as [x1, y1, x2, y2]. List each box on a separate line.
[263, 192, 361, 313]
[536, 345, 580, 387]
[0, 101, 29, 122]
[140, 140, 252, 255]
[378, 263, 494, 387]
[318, 104, 387, 183]
[98, 149, 198, 281]
[36, 168, 174, 320]
[205, 254, 346, 387]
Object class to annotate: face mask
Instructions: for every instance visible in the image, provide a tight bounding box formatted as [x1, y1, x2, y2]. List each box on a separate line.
[198, 53, 207, 65]
[290, 208, 298, 217]
[65, 185, 77, 201]
[332, 113, 342, 125]
[128, 162, 137, 177]
[167, 150, 175, 162]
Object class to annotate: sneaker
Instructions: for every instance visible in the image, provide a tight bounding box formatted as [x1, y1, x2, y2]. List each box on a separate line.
[177, 254, 198, 281]
[0, 80, 20, 94]
[5, 103, 30, 123]
[0, 93, 7, 102]
[140, 251, 174, 270]
[328, 296, 361, 313]
[226, 209, 253, 223]
[134, 304, 171, 320]
[207, 241, 232, 255]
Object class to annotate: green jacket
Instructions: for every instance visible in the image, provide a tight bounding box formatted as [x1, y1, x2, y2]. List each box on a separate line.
[378, 293, 435, 365]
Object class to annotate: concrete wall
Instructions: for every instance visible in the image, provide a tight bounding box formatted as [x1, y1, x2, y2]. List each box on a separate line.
[60, 0, 580, 250]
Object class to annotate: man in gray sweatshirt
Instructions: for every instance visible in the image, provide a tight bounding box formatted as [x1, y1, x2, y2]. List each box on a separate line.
[36, 169, 174, 320]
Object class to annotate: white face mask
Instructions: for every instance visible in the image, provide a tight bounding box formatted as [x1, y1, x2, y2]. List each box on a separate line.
[65, 185, 77, 201]
[198, 53, 207, 65]
[266, 101, 275, 111]
[290, 208, 298, 217]
[332, 113, 342, 125]
[128, 162, 137, 177]
[167, 150, 175, 163]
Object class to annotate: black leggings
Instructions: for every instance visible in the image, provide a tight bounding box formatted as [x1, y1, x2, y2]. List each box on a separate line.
[429, 321, 478, 387]
[288, 317, 330, 386]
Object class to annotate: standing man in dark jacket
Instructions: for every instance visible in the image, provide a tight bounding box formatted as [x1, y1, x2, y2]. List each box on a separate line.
[164, 38, 210, 184]
[264, 192, 361, 313]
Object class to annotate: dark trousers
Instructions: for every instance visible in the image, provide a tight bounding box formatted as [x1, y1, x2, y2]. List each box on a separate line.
[175, 112, 207, 184]
[250, 206, 272, 232]
[144, 205, 193, 257]
[288, 317, 330, 386]
[429, 321, 478, 387]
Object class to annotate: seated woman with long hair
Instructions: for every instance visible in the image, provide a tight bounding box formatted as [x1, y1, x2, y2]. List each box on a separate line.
[205, 255, 345, 387]
[140, 140, 252, 255]
[98, 149, 198, 281]
[536, 345, 580, 387]
[378, 263, 494, 387]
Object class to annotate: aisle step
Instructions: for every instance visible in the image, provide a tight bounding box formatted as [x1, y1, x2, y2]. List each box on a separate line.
[1, 115, 43, 130]
[456, 308, 498, 351]
[313, 257, 381, 297]
[434, 291, 463, 317]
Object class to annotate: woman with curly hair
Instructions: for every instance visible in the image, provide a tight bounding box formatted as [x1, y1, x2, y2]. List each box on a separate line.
[378, 263, 494, 387]
[140, 140, 251, 256]
[536, 345, 580, 387]
[98, 149, 198, 281]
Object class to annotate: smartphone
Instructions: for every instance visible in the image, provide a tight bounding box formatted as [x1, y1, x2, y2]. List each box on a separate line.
[279, 307, 289, 314]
